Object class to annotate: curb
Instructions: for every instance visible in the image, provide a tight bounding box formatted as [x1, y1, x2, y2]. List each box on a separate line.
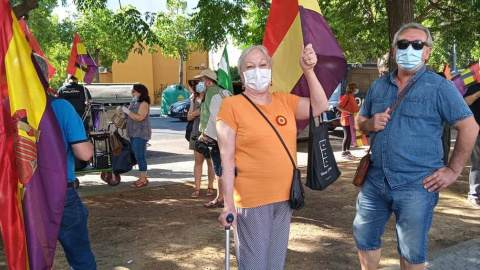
[379, 237, 480, 270]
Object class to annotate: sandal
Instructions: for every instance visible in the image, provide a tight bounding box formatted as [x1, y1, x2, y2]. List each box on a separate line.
[191, 188, 201, 198]
[206, 188, 216, 197]
[204, 199, 224, 208]
[131, 179, 148, 188]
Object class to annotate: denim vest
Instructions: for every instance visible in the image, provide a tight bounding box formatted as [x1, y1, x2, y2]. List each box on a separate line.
[359, 66, 472, 188]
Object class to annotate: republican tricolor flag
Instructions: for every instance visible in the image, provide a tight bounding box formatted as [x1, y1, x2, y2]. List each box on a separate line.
[263, 0, 346, 102]
[66, 32, 98, 84]
[1, 0, 67, 269]
[452, 61, 480, 96]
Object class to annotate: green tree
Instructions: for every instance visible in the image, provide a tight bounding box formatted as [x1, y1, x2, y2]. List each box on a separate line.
[153, 0, 191, 85]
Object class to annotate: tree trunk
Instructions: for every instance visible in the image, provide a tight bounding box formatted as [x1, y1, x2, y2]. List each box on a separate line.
[178, 51, 184, 85]
[386, 0, 414, 72]
[12, 0, 39, 20]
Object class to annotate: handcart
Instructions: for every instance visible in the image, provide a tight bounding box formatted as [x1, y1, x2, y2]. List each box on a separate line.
[74, 102, 124, 187]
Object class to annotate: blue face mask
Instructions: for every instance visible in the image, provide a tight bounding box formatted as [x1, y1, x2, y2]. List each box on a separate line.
[132, 97, 138, 102]
[396, 45, 424, 71]
[196, 82, 206, 93]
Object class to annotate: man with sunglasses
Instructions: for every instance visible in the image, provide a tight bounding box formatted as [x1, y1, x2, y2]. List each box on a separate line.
[353, 23, 478, 270]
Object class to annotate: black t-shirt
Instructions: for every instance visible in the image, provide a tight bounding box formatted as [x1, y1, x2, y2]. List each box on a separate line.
[57, 82, 92, 115]
[464, 83, 480, 126]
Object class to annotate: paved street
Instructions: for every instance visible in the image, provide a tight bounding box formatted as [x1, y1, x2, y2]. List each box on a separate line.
[76, 107, 479, 269]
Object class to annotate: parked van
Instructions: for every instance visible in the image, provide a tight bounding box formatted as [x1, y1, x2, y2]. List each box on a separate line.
[323, 63, 380, 130]
[83, 83, 137, 105]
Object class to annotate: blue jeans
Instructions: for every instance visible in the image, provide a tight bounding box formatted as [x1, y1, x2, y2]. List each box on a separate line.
[130, 137, 148, 172]
[58, 188, 96, 269]
[469, 134, 480, 198]
[353, 178, 439, 264]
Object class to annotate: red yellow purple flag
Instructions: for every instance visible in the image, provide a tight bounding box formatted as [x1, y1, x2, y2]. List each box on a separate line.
[263, 0, 347, 132]
[349, 114, 368, 147]
[452, 61, 480, 96]
[1, 0, 67, 268]
[18, 18, 57, 81]
[66, 32, 98, 84]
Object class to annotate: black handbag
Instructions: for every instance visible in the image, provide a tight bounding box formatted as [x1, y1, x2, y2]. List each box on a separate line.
[111, 131, 137, 174]
[306, 108, 341, 190]
[241, 94, 305, 210]
[185, 120, 193, 142]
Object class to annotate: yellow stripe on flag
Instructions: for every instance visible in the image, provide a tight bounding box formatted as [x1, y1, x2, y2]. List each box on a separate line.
[269, 14, 304, 93]
[6, 11, 46, 141]
[298, 0, 323, 14]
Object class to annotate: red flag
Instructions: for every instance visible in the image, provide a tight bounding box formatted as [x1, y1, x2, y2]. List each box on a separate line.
[18, 18, 56, 80]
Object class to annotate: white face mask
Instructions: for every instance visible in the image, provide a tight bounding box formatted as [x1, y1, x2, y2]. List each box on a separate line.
[243, 68, 271, 93]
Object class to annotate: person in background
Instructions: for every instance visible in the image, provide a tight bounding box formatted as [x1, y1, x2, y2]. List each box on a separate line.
[464, 82, 480, 209]
[187, 82, 215, 198]
[354, 23, 478, 269]
[337, 82, 360, 159]
[216, 44, 329, 269]
[34, 54, 97, 269]
[57, 75, 93, 129]
[122, 84, 152, 188]
[193, 69, 232, 208]
[437, 71, 451, 166]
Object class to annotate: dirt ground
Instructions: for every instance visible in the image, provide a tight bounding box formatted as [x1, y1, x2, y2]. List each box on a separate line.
[1, 159, 480, 269]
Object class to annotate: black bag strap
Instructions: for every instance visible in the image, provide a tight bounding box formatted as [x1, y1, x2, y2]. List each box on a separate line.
[366, 70, 427, 153]
[241, 93, 296, 168]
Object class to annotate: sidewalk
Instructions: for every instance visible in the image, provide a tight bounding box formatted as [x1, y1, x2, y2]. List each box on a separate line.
[380, 237, 480, 270]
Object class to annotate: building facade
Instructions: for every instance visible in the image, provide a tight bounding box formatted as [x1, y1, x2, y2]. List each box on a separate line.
[99, 48, 209, 104]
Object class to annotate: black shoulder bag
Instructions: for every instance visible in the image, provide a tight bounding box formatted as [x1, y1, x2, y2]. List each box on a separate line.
[306, 107, 341, 190]
[241, 93, 305, 210]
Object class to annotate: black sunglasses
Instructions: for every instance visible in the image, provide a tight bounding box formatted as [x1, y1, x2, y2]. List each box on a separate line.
[396, 39, 428, 50]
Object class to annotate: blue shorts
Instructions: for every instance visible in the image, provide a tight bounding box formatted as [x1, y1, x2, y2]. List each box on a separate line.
[353, 178, 439, 264]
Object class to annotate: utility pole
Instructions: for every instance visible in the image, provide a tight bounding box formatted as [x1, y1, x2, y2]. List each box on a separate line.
[452, 40, 457, 73]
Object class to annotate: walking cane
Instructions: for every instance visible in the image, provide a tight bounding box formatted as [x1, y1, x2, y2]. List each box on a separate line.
[225, 213, 234, 270]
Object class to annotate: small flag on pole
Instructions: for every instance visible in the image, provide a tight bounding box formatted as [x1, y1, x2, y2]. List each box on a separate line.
[452, 61, 480, 96]
[217, 45, 234, 94]
[66, 32, 98, 84]
[349, 114, 368, 147]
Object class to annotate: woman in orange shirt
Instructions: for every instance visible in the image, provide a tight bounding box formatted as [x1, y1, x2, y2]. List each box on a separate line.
[337, 82, 360, 159]
[216, 44, 329, 269]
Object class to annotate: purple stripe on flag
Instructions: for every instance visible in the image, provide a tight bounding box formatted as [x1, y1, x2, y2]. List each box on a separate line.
[22, 101, 67, 269]
[292, 6, 347, 133]
[78, 54, 96, 66]
[83, 65, 98, 84]
[452, 75, 467, 96]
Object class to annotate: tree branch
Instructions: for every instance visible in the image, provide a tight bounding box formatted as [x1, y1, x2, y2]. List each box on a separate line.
[415, 3, 434, 23]
[427, 0, 461, 15]
[12, 0, 39, 19]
